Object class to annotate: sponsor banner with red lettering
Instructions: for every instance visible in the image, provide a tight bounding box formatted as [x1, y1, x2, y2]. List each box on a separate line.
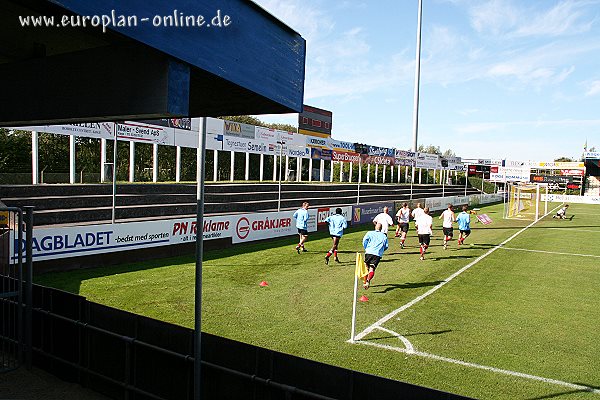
[10, 215, 234, 263]
[332, 150, 361, 163]
[316, 206, 352, 226]
[560, 169, 585, 176]
[362, 155, 395, 166]
[231, 210, 317, 244]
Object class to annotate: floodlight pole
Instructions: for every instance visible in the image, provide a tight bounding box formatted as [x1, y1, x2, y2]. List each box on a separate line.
[194, 117, 208, 400]
[411, 0, 423, 153]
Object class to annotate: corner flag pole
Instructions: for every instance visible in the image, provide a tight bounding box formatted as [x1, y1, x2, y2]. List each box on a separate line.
[350, 268, 359, 342]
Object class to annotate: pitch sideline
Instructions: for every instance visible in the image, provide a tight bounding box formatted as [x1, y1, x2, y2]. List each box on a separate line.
[352, 204, 562, 342]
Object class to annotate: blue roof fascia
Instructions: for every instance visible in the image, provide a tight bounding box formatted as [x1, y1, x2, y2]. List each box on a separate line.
[48, 0, 306, 113]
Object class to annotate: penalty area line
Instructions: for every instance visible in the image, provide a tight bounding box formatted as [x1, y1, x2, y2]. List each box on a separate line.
[499, 247, 600, 258]
[354, 340, 600, 395]
[352, 204, 563, 342]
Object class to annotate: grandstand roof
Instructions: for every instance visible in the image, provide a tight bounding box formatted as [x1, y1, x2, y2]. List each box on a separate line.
[0, 0, 306, 126]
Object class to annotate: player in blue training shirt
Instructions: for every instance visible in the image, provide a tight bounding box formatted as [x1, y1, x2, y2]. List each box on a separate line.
[456, 205, 472, 246]
[362, 222, 389, 289]
[293, 201, 310, 253]
[324, 208, 348, 264]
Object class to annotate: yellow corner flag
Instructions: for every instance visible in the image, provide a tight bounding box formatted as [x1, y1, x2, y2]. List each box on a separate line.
[355, 252, 368, 283]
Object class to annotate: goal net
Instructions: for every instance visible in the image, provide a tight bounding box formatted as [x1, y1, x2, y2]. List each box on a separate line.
[506, 183, 548, 221]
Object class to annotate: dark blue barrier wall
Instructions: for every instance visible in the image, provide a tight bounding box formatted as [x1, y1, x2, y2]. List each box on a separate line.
[25, 283, 472, 400]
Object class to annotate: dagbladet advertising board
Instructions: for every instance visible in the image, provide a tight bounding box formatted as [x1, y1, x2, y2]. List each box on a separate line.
[11, 209, 318, 262]
[352, 202, 394, 225]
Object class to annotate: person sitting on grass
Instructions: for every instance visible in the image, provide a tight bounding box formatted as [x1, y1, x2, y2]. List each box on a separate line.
[553, 204, 569, 219]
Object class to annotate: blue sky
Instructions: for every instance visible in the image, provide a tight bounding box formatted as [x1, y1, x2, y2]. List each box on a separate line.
[253, 0, 600, 162]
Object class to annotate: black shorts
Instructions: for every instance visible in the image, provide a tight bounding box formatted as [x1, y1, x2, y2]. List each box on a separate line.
[297, 228, 308, 235]
[330, 235, 341, 239]
[443, 227, 453, 237]
[418, 234, 431, 246]
[398, 223, 409, 233]
[364, 253, 381, 269]
[459, 229, 471, 236]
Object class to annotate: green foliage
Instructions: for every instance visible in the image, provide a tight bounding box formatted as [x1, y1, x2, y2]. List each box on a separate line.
[468, 176, 496, 193]
[554, 156, 574, 162]
[0, 129, 31, 173]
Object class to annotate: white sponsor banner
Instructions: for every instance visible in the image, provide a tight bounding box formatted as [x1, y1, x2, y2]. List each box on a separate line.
[395, 150, 416, 167]
[284, 146, 311, 158]
[279, 130, 307, 148]
[231, 209, 317, 244]
[222, 136, 272, 155]
[117, 121, 175, 145]
[416, 153, 440, 169]
[316, 206, 353, 225]
[173, 117, 223, 150]
[490, 167, 531, 182]
[12, 122, 115, 140]
[542, 194, 600, 204]
[584, 151, 600, 159]
[306, 136, 329, 148]
[424, 196, 470, 212]
[255, 126, 280, 143]
[329, 139, 355, 152]
[10, 215, 233, 262]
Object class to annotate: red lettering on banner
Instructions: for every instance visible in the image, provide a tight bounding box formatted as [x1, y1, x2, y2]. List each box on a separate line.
[317, 208, 329, 225]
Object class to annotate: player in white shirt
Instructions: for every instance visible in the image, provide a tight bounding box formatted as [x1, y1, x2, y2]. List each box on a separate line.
[415, 207, 433, 260]
[439, 204, 456, 250]
[411, 202, 424, 232]
[552, 204, 569, 219]
[395, 202, 411, 248]
[373, 206, 394, 235]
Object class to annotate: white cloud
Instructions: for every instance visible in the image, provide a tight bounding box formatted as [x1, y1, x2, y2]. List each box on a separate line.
[468, 0, 597, 39]
[585, 80, 600, 96]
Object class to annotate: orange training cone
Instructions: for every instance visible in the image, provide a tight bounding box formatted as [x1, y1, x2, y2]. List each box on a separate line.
[359, 295, 369, 302]
[259, 281, 269, 287]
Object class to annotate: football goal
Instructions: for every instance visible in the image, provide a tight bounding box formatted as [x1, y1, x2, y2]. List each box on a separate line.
[505, 183, 548, 221]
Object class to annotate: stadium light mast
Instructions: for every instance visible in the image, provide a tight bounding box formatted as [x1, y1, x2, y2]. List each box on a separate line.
[411, 0, 423, 153]
[411, 0, 423, 186]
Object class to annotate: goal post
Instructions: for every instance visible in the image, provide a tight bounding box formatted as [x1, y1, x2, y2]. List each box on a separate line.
[506, 182, 548, 221]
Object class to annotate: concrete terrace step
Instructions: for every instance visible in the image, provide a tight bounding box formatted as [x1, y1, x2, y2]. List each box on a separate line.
[1, 183, 482, 226]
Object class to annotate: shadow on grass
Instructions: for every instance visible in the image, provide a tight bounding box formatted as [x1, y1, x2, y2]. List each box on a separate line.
[34, 233, 325, 294]
[372, 280, 444, 294]
[525, 383, 600, 400]
[366, 329, 452, 342]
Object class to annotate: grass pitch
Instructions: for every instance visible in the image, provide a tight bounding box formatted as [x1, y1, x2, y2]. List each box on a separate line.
[37, 202, 600, 399]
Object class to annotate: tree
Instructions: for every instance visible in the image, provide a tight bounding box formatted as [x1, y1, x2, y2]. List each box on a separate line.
[417, 144, 441, 155]
[554, 157, 574, 162]
[0, 129, 31, 173]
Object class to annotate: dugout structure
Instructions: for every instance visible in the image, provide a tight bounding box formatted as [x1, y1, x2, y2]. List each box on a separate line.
[506, 183, 548, 221]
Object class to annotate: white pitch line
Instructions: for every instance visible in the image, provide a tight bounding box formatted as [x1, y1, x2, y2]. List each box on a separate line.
[353, 205, 562, 342]
[355, 340, 600, 395]
[547, 227, 600, 233]
[499, 247, 600, 258]
[373, 326, 414, 353]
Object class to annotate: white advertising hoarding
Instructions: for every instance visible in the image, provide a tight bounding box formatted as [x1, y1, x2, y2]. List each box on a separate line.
[490, 166, 531, 182]
[12, 123, 115, 140]
[416, 153, 440, 169]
